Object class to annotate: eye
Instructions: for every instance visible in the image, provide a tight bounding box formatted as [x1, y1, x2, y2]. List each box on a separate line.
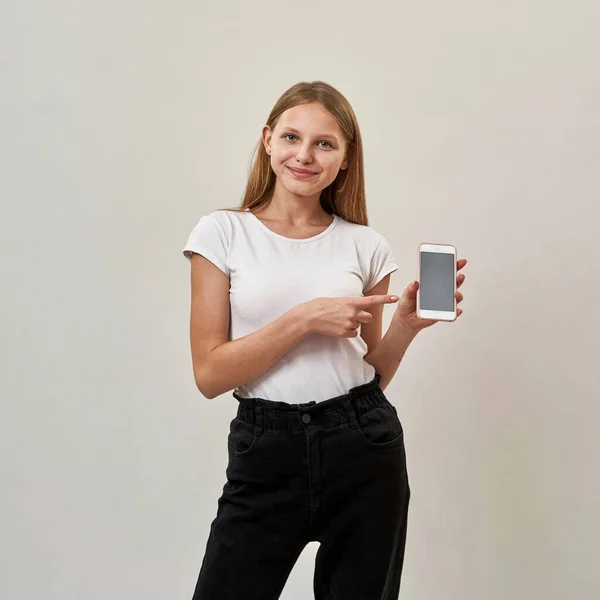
[318, 140, 333, 148]
[283, 134, 298, 142]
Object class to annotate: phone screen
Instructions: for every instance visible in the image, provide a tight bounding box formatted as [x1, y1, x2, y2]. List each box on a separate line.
[420, 252, 455, 312]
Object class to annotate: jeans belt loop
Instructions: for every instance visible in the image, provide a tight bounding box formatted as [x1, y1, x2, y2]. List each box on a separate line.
[253, 405, 264, 436]
[343, 398, 358, 429]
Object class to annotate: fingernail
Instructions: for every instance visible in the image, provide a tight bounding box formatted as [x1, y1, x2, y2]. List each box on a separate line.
[390, 295, 399, 301]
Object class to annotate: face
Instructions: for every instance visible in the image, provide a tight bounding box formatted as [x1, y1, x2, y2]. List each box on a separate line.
[262, 102, 348, 200]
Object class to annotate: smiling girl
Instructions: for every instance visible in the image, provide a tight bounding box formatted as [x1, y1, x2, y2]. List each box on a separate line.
[183, 81, 466, 600]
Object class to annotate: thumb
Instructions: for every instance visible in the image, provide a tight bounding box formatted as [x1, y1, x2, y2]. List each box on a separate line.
[402, 281, 419, 298]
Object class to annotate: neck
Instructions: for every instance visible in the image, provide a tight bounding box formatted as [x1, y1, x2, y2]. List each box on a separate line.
[259, 180, 330, 225]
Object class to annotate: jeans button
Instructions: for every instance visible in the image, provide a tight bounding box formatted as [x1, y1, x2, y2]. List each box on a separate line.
[302, 413, 311, 424]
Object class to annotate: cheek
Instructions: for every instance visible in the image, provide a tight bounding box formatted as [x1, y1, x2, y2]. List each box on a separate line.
[322, 156, 344, 177]
[272, 148, 293, 166]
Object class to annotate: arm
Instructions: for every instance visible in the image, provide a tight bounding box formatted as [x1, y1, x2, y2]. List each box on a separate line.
[363, 263, 468, 392]
[362, 275, 418, 392]
[363, 319, 418, 392]
[189, 254, 311, 399]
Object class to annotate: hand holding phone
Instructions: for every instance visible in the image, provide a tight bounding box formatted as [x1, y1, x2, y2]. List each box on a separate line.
[417, 243, 458, 322]
[390, 245, 466, 332]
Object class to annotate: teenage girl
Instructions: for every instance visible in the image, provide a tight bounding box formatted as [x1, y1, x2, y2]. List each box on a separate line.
[183, 81, 467, 600]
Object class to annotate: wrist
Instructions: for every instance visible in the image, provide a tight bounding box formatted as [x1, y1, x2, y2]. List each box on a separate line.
[391, 314, 421, 337]
[291, 302, 314, 337]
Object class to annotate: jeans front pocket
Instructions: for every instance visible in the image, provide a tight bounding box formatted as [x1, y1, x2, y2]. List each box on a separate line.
[227, 417, 262, 457]
[355, 401, 404, 449]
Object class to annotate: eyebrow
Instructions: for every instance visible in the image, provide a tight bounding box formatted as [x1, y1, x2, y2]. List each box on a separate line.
[282, 126, 340, 142]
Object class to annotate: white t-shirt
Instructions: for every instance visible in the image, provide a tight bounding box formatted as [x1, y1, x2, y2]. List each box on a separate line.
[183, 209, 398, 403]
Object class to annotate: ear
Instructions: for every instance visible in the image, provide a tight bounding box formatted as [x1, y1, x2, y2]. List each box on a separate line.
[261, 125, 272, 155]
[340, 143, 351, 170]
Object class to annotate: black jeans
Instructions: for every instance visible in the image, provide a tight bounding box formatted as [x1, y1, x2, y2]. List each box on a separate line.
[191, 373, 410, 600]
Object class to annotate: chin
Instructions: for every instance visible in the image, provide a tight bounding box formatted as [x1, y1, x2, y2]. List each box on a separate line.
[282, 184, 319, 197]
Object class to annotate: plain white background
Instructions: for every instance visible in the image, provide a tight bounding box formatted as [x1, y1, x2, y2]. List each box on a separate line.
[2, 1, 599, 598]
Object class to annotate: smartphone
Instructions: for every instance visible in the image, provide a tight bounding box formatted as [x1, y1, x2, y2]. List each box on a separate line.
[417, 243, 457, 322]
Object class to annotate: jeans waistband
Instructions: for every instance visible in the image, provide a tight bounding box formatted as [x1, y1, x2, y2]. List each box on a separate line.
[232, 373, 388, 432]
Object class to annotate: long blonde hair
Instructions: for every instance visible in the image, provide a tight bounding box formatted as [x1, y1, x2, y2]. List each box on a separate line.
[225, 81, 369, 226]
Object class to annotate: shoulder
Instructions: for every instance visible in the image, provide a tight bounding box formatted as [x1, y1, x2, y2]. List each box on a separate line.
[335, 215, 389, 248]
[191, 208, 249, 237]
[203, 208, 245, 226]
[184, 209, 248, 261]
[209, 208, 247, 222]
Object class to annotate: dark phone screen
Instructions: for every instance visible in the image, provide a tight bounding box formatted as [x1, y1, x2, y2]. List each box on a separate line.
[419, 252, 455, 312]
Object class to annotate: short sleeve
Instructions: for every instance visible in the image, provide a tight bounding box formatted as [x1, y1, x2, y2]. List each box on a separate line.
[364, 235, 398, 292]
[182, 214, 229, 276]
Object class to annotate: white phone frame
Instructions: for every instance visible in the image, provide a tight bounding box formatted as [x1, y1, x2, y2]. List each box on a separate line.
[417, 243, 457, 322]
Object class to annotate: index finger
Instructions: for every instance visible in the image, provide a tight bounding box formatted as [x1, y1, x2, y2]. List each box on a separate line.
[352, 294, 399, 307]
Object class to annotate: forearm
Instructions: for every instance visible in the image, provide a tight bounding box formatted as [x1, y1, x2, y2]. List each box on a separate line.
[364, 317, 419, 392]
[196, 306, 310, 399]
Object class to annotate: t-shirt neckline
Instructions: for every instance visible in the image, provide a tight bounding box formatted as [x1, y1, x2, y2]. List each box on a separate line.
[245, 210, 339, 243]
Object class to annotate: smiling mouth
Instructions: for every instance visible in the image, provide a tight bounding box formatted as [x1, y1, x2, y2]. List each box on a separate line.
[287, 166, 317, 176]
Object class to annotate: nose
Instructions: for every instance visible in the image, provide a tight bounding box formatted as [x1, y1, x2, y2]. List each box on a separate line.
[296, 144, 313, 164]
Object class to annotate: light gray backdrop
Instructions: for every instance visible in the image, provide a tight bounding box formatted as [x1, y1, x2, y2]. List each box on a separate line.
[2, 1, 599, 598]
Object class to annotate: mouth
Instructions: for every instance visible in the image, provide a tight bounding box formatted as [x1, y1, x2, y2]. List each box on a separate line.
[287, 166, 318, 178]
